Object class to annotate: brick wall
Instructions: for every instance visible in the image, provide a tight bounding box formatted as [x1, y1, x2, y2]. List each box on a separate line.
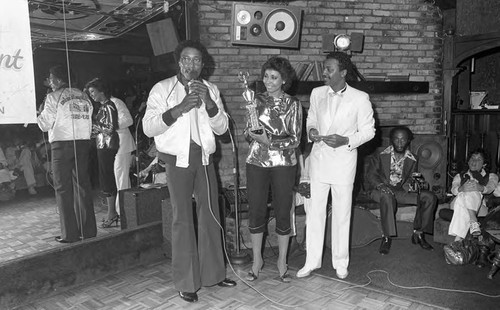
[197, 0, 444, 187]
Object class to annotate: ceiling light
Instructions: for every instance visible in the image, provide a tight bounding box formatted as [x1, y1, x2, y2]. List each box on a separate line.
[333, 34, 351, 51]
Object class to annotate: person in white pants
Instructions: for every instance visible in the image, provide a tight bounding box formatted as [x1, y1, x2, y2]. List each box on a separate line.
[112, 96, 135, 215]
[448, 148, 498, 241]
[296, 52, 375, 280]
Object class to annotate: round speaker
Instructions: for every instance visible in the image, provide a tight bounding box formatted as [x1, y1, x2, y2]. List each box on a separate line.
[250, 24, 262, 36]
[236, 10, 251, 25]
[265, 9, 298, 43]
[415, 141, 444, 169]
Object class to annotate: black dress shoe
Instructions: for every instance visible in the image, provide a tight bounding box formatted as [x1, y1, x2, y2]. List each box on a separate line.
[217, 278, 237, 287]
[411, 232, 433, 250]
[179, 291, 198, 303]
[54, 236, 79, 243]
[379, 236, 392, 255]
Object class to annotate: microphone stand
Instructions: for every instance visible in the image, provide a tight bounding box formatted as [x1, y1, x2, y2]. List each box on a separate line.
[227, 115, 250, 265]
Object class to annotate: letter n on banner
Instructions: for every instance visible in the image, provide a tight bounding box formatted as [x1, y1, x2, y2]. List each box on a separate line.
[0, 0, 37, 124]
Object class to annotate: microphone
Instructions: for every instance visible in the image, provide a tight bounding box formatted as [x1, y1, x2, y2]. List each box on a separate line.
[187, 78, 203, 108]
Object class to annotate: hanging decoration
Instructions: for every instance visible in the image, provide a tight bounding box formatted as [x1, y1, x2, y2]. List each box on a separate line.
[28, 0, 167, 46]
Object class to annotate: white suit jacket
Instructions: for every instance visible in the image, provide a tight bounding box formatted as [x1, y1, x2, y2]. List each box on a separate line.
[143, 76, 228, 168]
[111, 97, 135, 154]
[307, 84, 375, 185]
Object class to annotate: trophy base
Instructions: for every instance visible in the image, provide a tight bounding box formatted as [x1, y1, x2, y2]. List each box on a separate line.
[251, 129, 263, 135]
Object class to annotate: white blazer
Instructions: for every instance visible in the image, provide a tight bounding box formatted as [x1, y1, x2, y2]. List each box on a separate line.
[307, 84, 375, 185]
[111, 97, 135, 154]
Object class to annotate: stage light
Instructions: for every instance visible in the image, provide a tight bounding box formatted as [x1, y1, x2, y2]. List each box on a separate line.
[333, 34, 351, 51]
[322, 32, 364, 53]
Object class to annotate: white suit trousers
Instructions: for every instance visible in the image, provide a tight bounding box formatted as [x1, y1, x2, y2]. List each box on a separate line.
[448, 191, 482, 239]
[114, 152, 133, 214]
[303, 181, 353, 271]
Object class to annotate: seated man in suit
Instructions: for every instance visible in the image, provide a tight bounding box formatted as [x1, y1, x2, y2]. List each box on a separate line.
[365, 126, 437, 255]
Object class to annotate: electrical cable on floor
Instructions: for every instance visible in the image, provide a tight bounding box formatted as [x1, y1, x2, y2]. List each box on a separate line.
[300, 268, 500, 299]
[351, 235, 410, 249]
[363, 269, 500, 298]
[200, 147, 500, 305]
[197, 116, 500, 305]
[198, 118, 310, 308]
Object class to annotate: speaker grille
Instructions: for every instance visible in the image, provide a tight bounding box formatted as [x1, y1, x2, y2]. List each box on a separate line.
[411, 135, 448, 200]
[231, 3, 302, 49]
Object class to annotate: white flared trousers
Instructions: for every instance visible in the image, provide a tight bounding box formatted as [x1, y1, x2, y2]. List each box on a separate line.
[303, 181, 353, 271]
[448, 191, 482, 239]
[114, 152, 133, 214]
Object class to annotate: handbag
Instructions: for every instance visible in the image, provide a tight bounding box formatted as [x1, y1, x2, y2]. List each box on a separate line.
[443, 236, 480, 265]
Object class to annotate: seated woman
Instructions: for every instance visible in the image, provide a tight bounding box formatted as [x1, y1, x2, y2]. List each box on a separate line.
[448, 148, 499, 242]
[0, 145, 16, 201]
[4, 137, 39, 195]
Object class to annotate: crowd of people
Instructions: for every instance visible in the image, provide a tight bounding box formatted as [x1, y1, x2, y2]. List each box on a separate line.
[0, 129, 49, 201]
[9, 39, 498, 303]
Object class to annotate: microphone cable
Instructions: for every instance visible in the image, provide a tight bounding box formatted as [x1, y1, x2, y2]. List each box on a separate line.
[193, 101, 312, 308]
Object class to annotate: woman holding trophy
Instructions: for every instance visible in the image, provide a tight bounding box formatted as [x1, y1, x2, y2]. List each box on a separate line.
[243, 57, 302, 283]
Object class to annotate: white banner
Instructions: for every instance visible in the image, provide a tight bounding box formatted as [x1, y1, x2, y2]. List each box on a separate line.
[0, 0, 37, 124]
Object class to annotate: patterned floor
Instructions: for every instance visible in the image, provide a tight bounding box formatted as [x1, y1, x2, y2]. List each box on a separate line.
[2, 188, 446, 310]
[15, 256, 446, 310]
[0, 186, 120, 263]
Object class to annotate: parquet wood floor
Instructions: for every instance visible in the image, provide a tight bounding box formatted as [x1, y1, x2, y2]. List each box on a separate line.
[14, 254, 447, 310]
[2, 188, 447, 309]
[0, 187, 120, 264]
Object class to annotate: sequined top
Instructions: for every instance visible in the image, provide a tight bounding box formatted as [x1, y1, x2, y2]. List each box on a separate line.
[245, 92, 302, 167]
[92, 100, 119, 150]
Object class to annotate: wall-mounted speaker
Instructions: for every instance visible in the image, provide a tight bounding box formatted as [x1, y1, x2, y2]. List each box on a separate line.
[231, 2, 302, 49]
[146, 18, 179, 56]
[411, 135, 448, 201]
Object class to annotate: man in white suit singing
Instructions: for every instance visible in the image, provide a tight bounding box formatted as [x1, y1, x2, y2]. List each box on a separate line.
[297, 52, 375, 280]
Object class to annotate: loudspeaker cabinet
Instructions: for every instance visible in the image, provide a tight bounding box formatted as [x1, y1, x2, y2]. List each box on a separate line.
[119, 186, 169, 229]
[231, 2, 302, 49]
[411, 135, 448, 201]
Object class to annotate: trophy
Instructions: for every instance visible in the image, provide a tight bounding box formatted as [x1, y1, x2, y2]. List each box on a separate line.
[238, 71, 263, 134]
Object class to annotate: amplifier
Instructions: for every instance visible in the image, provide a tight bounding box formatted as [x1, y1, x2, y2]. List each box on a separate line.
[119, 186, 169, 229]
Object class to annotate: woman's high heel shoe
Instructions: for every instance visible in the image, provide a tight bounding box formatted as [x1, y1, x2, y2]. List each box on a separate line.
[245, 261, 264, 281]
[276, 263, 291, 283]
[102, 215, 119, 228]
